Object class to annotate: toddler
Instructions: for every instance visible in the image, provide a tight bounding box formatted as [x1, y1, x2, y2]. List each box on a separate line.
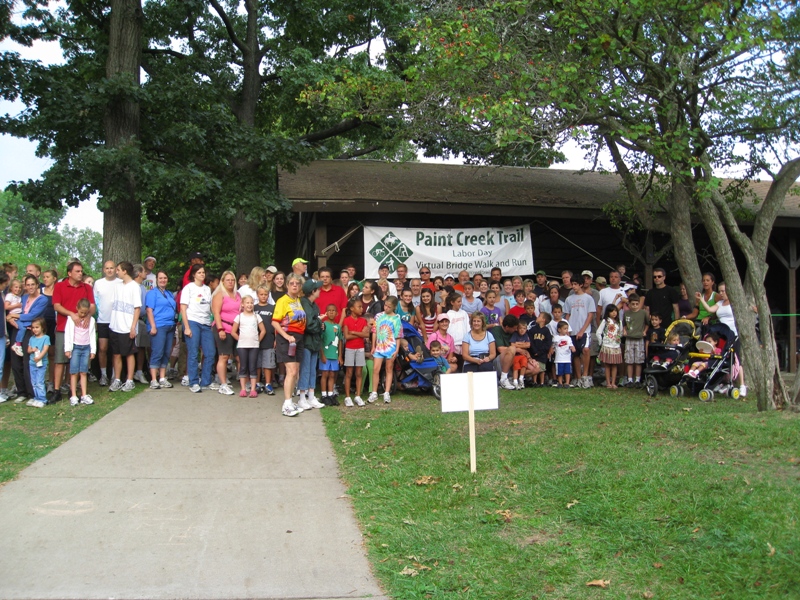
[64, 298, 96, 405]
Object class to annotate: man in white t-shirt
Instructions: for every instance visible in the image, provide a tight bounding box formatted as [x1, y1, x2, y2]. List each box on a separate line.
[109, 261, 142, 393]
[143, 256, 157, 291]
[93, 260, 122, 386]
[378, 263, 398, 297]
[596, 270, 628, 326]
[564, 280, 597, 388]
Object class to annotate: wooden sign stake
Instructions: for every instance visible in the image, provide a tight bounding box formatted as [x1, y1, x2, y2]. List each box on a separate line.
[468, 372, 477, 473]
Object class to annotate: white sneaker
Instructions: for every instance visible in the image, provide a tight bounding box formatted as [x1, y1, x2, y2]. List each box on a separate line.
[367, 391, 378, 403]
[500, 378, 515, 390]
[574, 377, 585, 389]
[344, 396, 354, 407]
[383, 392, 391, 404]
[70, 395, 79, 406]
[208, 382, 221, 391]
[159, 378, 173, 388]
[354, 396, 365, 406]
[0, 394, 8, 403]
[122, 380, 136, 392]
[109, 379, 122, 392]
[150, 380, 160, 390]
[29, 400, 45, 408]
[519, 378, 525, 389]
[181, 375, 190, 386]
[297, 397, 313, 410]
[134, 371, 148, 384]
[99, 374, 109, 386]
[80, 395, 94, 405]
[282, 400, 300, 417]
[190, 384, 202, 393]
[218, 384, 234, 396]
[309, 397, 326, 408]
[291, 401, 304, 413]
[740, 385, 747, 397]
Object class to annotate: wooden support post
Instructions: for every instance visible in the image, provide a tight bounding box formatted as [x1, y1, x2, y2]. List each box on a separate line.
[314, 216, 327, 270]
[789, 238, 797, 374]
[468, 372, 476, 473]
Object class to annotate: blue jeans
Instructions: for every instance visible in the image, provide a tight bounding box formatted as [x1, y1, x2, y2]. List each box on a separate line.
[30, 361, 48, 402]
[149, 325, 175, 369]
[185, 321, 214, 386]
[69, 344, 91, 374]
[0, 340, 5, 383]
[298, 348, 318, 390]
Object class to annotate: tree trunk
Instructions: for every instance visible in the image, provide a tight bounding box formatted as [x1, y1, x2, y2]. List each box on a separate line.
[102, 0, 143, 262]
[693, 179, 787, 411]
[234, 209, 261, 273]
[667, 180, 702, 294]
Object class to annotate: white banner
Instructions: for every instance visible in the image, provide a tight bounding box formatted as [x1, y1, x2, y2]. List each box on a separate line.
[363, 225, 534, 278]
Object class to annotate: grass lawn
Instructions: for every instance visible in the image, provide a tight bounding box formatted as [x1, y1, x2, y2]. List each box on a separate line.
[0, 385, 140, 484]
[322, 386, 800, 599]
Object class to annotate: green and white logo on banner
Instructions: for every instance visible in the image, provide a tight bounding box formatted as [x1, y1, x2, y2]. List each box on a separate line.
[368, 231, 414, 273]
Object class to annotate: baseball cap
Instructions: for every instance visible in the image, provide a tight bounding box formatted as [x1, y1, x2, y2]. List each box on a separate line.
[189, 251, 203, 260]
[302, 279, 323, 295]
[581, 270, 593, 279]
[265, 265, 277, 274]
[444, 273, 455, 280]
[292, 258, 308, 267]
[535, 269, 546, 276]
[379, 263, 390, 270]
[144, 256, 156, 263]
[437, 314, 451, 322]
[595, 276, 607, 285]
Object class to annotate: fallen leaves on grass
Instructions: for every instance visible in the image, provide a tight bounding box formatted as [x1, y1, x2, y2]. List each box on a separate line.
[586, 579, 610, 588]
[402, 518, 416, 526]
[643, 591, 654, 599]
[566, 499, 580, 509]
[682, 407, 692, 412]
[767, 542, 776, 557]
[495, 509, 514, 523]
[652, 562, 663, 568]
[452, 483, 463, 491]
[415, 475, 442, 485]
[399, 567, 419, 576]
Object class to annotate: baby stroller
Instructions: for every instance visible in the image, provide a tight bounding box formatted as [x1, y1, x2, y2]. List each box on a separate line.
[643, 319, 698, 397]
[668, 323, 742, 401]
[393, 321, 442, 400]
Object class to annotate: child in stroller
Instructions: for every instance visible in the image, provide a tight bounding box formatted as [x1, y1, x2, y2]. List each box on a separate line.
[651, 332, 683, 368]
[394, 321, 443, 399]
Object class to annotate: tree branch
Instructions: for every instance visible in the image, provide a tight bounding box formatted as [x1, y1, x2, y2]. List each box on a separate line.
[208, 0, 247, 55]
[300, 118, 362, 143]
[335, 145, 381, 159]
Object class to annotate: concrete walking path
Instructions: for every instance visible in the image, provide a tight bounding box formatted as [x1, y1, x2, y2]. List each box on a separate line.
[0, 386, 387, 600]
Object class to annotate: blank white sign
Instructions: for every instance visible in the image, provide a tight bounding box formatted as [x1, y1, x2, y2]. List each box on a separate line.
[440, 372, 500, 413]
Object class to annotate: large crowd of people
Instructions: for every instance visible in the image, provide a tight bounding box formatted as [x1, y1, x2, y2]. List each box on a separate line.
[0, 255, 747, 416]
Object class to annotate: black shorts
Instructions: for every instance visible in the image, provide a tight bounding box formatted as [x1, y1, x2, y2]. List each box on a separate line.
[275, 334, 304, 364]
[97, 323, 111, 340]
[571, 333, 588, 354]
[110, 331, 137, 357]
[214, 325, 236, 356]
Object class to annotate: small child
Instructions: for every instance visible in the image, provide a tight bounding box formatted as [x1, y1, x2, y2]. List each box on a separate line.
[368, 296, 401, 404]
[64, 298, 96, 405]
[652, 332, 683, 368]
[551, 320, 576, 388]
[231, 296, 266, 398]
[510, 320, 531, 389]
[429, 340, 449, 374]
[319, 304, 342, 405]
[4, 279, 22, 316]
[27, 317, 51, 408]
[623, 293, 648, 387]
[509, 289, 527, 318]
[648, 314, 666, 347]
[359, 313, 376, 398]
[518, 299, 537, 329]
[254, 286, 276, 394]
[687, 332, 725, 378]
[480, 290, 503, 326]
[527, 312, 552, 387]
[596, 304, 623, 389]
[343, 298, 370, 407]
[547, 305, 572, 383]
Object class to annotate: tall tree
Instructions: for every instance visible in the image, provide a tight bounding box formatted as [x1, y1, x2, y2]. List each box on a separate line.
[386, 0, 800, 409]
[2, 0, 417, 270]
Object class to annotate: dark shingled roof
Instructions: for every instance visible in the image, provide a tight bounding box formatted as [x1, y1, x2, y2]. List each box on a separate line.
[278, 160, 800, 225]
